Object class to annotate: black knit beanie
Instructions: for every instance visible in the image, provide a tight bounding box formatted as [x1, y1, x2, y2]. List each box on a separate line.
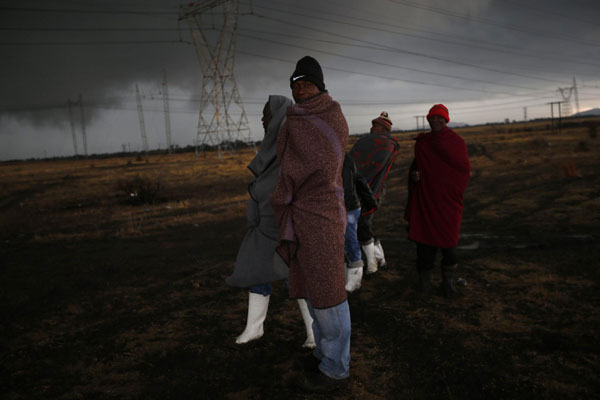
[289, 56, 325, 92]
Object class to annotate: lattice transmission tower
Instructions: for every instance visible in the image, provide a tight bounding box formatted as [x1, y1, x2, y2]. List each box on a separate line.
[161, 69, 173, 154]
[557, 86, 573, 117]
[135, 84, 149, 154]
[557, 77, 581, 117]
[179, 0, 253, 157]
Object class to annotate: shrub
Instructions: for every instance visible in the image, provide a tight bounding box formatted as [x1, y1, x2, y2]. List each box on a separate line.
[589, 124, 597, 139]
[117, 175, 164, 205]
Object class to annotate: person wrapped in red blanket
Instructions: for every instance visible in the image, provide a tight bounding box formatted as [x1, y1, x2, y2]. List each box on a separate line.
[270, 56, 351, 392]
[404, 104, 470, 297]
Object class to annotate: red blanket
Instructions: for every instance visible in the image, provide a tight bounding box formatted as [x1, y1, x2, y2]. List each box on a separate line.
[405, 127, 470, 248]
[350, 133, 399, 200]
[270, 92, 349, 309]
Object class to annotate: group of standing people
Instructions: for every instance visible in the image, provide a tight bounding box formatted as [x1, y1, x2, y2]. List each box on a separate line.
[226, 55, 470, 393]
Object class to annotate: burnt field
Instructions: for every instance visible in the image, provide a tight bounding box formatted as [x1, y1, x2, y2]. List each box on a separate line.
[1, 119, 599, 399]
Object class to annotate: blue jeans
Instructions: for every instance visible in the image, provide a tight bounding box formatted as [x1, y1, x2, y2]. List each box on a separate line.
[249, 283, 272, 296]
[306, 299, 351, 379]
[344, 208, 362, 263]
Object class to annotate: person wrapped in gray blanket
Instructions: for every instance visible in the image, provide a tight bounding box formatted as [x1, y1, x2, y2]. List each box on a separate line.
[226, 95, 315, 348]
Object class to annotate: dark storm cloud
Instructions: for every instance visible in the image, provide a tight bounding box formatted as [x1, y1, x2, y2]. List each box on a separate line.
[1, 0, 599, 158]
[0, 0, 199, 127]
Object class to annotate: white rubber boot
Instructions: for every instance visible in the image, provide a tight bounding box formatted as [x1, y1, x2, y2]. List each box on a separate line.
[374, 239, 387, 267]
[362, 242, 378, 274]
[297, 299, 316, 349]
[345, 260, 364, 292]
[235, 292, 270, 344]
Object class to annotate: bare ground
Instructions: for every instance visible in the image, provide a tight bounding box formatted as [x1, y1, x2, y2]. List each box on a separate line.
[1, 120, 599, 399]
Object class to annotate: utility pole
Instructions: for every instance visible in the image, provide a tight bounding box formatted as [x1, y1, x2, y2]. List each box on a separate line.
[548, 102, 556, 133]
[548, 101, 565, 134]
[135, 84, 149, 154]
[573, 77, 580, 115]
[558, 102, 563, 134]
[523, 107, 527, 121]
[162, 69, 173, 154]
[414, 115, 426, 131]
[67, 99, 78, 157]
[78, 94, 88, 157]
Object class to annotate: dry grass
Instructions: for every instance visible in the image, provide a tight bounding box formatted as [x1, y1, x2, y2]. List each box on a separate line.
[0, 151, 255, 242]
[1, 117, 599, 399]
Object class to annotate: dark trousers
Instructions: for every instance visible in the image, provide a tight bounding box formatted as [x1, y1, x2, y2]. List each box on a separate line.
[357, 212, 375, 244]
[416, 243, 457, 271]
[357, 187, 385, 244]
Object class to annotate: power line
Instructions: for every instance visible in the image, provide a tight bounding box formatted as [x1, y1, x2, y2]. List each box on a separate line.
[3, 95, 597, 116]
[0, 101, 197, 114]
[0, 5, 178, 16]
[0, 40, 186, 45]
[85, 105, 198, 114]
[0, 27, 182, 32]
[6, 21, 593, 78]
[245, 0, 600, 69]
[0, 103, 65, 112]
[241, 19, 570, 86]
[451, 96, 556, 111]
[237, 49, 563, 101]
[239, 32, 542, 93]
[3, 3, 598, 80]
[452, 96, 599, 115]
[239, 6, 584, 86]
[238, 49, 505, 96]
[385, 0, 600, 48]
[7, 2, 599, 71]
[492, 0, 600, 28]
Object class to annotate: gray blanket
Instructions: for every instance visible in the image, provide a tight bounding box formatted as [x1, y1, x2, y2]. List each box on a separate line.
[226, 95, 293, 288]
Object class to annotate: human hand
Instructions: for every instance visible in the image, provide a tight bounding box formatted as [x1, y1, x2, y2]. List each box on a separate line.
[411, 170, 420, 182]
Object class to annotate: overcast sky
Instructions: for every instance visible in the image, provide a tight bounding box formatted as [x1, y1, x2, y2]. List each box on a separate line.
[1, 0, 599, 160]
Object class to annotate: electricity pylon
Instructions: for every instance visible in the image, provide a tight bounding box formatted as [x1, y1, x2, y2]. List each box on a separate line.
[557, 77, 581, 117]
[162, 69, 173, 154]
[179, 0, 253, 158]
[135, 84, 149, 154]
[557, 86, 573, 117]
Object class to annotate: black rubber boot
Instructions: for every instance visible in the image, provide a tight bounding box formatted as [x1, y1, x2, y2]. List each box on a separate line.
[441, 264, 459, 298]
[293, 352, 320, 372]
[298, 370, 348, 393]
[418, 267, 433, 295]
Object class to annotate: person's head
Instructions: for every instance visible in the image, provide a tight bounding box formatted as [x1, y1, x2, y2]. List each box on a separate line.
[427, 104, 449, 132]
[370, 111, 393, 134]
[261, 101, 272, 134]
[261, 95, 293, 136]
[290, 56, 325, 102]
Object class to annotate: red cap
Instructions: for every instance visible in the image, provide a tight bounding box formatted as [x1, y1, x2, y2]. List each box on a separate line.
[427, 104, 449, 122]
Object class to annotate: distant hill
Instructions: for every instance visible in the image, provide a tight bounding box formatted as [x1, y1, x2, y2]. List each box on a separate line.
[572, 108, 600, 117]
[448, 122, 469, 128]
